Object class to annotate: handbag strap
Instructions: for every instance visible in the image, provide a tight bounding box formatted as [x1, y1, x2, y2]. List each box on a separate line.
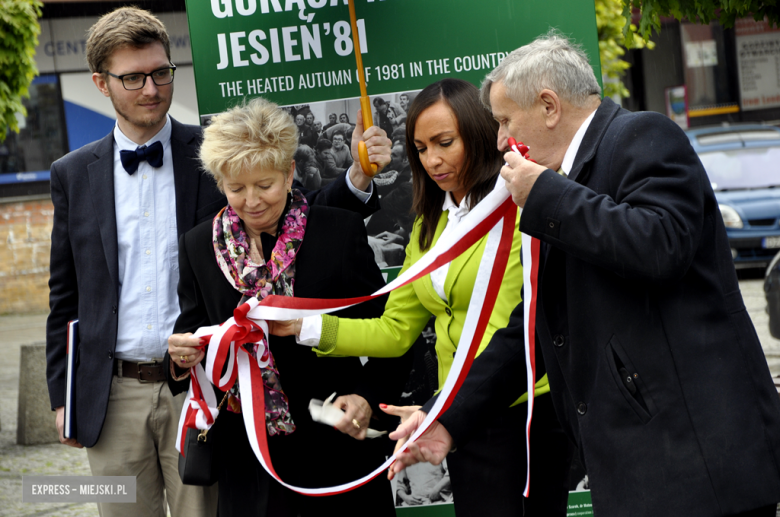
[198, 390, 230, 443]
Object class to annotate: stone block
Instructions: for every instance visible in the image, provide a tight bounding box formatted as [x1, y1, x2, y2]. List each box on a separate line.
[29, 225, 51, 242]
[10, 222, 30, 241]
[17, 343, 59, 445]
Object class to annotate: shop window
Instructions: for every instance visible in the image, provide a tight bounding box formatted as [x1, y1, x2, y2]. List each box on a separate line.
[0, 74, 68, 196]
[681, 22, 740, 118]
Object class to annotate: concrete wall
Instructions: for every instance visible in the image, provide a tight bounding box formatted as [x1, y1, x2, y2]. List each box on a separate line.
[16, 343, 59, 445]
[0, 197, 53, 314]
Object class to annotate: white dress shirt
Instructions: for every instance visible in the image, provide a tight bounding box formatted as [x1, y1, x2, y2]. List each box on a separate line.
[345, 166, 373, 202]
[113, 116, 179, 362]
[429, 192, 471, 301]
[560, 109, 597, 176]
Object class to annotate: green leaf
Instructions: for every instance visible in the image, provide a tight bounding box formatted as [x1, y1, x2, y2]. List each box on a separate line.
[0, 0, 42, 142]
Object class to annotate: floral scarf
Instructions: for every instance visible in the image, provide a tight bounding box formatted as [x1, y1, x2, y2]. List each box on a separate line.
[212, 189, 309, 436]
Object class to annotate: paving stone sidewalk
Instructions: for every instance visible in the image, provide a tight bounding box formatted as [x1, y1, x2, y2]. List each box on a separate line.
[0, 313, 96, 516]
[2, 279, 780, 516]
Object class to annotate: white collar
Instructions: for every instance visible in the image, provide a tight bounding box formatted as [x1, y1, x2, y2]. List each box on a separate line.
[442, 191, 471, 217]
[113, 115, 172, 151]
[560, 109, 596, 176]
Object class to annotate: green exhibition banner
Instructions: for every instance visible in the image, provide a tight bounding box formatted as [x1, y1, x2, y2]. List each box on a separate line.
[183, 1, 599, 514]
[185, 0, 600, 117]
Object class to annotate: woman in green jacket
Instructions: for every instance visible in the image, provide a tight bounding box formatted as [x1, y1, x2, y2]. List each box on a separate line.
[274, 79, 571, 516]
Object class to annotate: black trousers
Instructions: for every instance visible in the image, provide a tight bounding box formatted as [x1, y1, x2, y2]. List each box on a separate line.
[214, 410, 396, 517]
[729, 505, 778, 517]
[447, 394, 573, 517]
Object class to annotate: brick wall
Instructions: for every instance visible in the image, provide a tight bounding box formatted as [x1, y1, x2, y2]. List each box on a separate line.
[0, 198, 53, 314]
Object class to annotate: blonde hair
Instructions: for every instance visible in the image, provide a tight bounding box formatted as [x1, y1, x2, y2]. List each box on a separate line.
[86, 7, 171, 74]
[199, 98, 299, 191]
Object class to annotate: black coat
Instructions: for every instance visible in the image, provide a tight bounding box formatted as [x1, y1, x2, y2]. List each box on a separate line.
[435, 99, 780, 516]
[169, 206, 406, 514]
[46, 118, 381, 448]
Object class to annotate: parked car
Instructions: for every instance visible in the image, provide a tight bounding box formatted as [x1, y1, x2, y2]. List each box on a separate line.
[687, 125, 780, 269]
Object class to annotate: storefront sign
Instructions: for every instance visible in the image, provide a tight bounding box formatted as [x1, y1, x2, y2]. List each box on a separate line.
[35, 13, 193, 74]
[736, 18, 780, 111]
[685, 40, 718, 67]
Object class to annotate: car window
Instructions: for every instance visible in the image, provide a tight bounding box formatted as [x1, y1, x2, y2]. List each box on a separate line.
[698, 147, 780, 190]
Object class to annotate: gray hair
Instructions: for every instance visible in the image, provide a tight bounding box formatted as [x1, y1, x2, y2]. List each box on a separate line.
[480, 29, 601, 110]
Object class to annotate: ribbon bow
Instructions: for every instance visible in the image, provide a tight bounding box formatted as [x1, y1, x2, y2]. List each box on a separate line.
[120, 141, 164, 174]
[178, 302, 271, 444]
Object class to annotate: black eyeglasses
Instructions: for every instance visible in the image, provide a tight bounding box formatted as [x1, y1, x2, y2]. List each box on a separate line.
[106, 65, 177, 91]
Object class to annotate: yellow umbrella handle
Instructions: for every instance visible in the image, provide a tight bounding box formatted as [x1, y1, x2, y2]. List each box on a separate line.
[349, 0, 378, 176]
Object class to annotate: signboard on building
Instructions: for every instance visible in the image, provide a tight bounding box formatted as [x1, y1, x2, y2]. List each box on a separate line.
[736, 18, 780, 111]
[35, 13, 193, 74]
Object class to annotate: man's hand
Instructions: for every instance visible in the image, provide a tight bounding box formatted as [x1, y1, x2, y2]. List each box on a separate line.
[55, 406, 83, 448]
[333, 394, 372, 440]
[167, 333, 205, 369]
[386, 408, 453, 479]
[350, 108, 392, 190]
[501, 150, 548, 208]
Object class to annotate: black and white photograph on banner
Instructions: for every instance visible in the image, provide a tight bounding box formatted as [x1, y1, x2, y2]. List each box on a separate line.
[569, 455, 589, 492]
[281, 90, 420, 268]
[392, 460, 454, 507]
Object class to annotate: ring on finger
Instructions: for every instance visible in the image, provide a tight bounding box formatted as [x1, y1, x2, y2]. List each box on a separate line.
[352, 418, 361, 430]
[180, 355, 188, 363]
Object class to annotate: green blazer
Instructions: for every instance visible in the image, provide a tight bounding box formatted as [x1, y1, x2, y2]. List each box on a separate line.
[318, 207, 549, 404]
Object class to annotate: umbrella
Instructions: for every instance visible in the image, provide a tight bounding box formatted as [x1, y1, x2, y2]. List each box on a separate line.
[348, 0, 378, 177]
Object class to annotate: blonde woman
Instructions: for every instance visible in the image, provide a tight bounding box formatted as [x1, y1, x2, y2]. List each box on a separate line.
[166, 97, 404, 516]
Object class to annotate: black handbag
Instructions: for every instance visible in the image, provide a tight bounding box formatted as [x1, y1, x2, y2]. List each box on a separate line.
[178, 390, 228, 486]
[178, 427, 217, 486]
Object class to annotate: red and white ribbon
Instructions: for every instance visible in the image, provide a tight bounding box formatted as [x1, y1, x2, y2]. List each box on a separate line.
[176, 178, 539, 497]
[521, 233, 541, 497]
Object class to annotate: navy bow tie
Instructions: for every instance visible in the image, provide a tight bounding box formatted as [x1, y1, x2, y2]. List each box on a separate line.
[120, 141, 164, 174]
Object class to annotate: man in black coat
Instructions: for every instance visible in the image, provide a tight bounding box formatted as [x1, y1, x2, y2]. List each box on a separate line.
[391, 32, 780, 517]
[45, 7, 387, 517]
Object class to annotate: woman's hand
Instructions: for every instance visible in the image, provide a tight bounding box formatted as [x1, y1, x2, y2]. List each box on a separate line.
[332, 394, 372, 440]
[168, 333, 205, 369]
[267, 319, 301, 337]
[381, 404, 422, 480]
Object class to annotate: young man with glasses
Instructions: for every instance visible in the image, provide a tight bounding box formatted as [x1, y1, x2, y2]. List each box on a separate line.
[45, 7, 387, 516]
[45, 8, 224, 516]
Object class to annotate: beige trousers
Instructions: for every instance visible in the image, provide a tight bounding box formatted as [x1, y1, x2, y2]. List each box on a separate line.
[85, 375, 218, 517]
